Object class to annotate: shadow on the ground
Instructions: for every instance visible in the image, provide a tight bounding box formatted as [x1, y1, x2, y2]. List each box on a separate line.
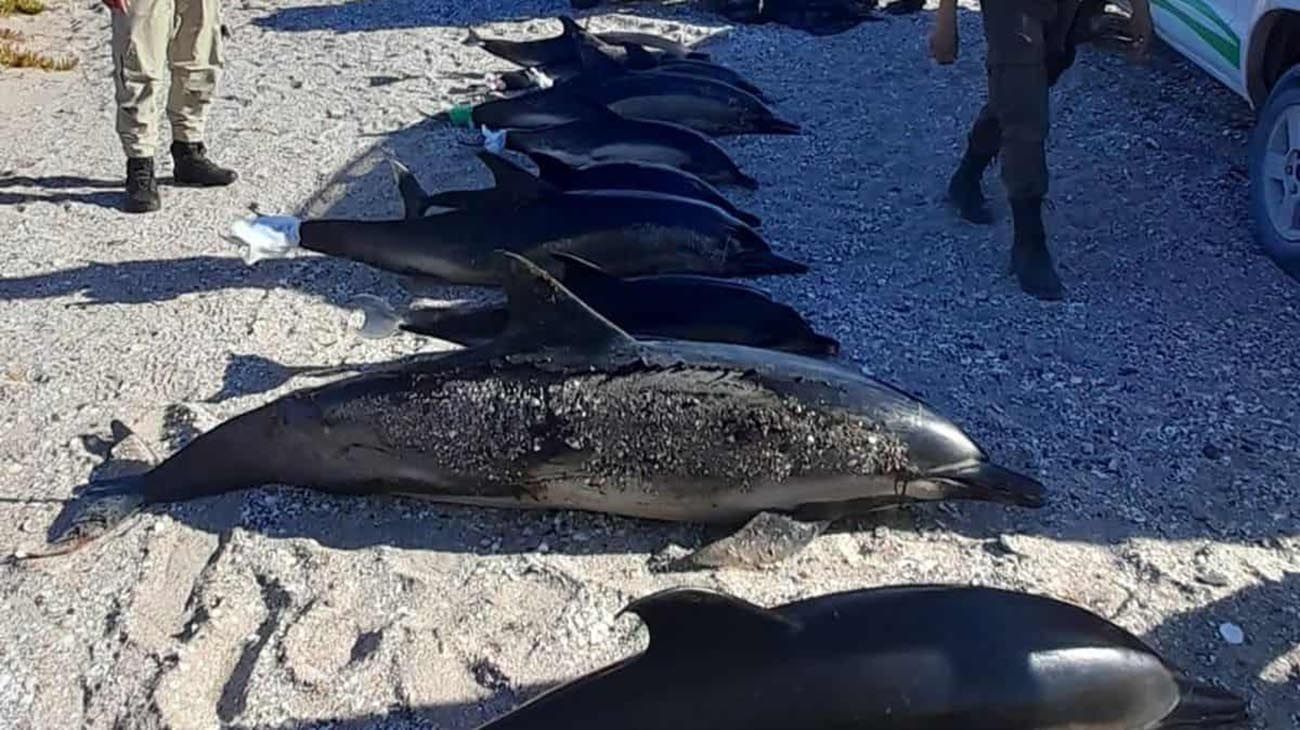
[252, 0, 596, 34]
[1143, 572, 1300, 729]
[203, 353, 374, 404]
[0, 174, 194, 210]
[231, 680, 559, 730]
[0, 255, 390, 309]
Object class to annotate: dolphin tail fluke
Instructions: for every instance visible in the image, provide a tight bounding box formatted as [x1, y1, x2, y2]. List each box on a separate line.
[1159, 677, 1248, 728]
[45, 475, 149, 550]
[228, 216, 302, 264]
[348, 294, 403, 340]
[463, 28, 483, 47]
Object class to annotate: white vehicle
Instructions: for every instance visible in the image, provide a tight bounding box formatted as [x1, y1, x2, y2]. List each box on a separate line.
[1152, 0, 1300, 278]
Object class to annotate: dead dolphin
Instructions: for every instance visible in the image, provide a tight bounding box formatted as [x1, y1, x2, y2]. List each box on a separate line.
[530, 154, 762, 227]
[491, 35, 767, 101]
[400, 151, 761, 228]
[228, 152, 798, 284]
[48, 253, 1042, 568]
[464, 16, 707, 69]
[351, 252, 840, 356]
[498, 107, 759, 189]
[474, 585, 1248, 729]
[466, 72, 798, 137]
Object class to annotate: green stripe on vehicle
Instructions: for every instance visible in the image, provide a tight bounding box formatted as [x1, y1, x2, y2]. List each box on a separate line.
[1152, 0, 1241, 66]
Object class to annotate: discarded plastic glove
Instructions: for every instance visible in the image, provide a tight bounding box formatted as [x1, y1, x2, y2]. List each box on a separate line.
[526, 67, 555, 89]
[347, 294, 402, 339]
[229, 215, 302, 265]
[482, 125, 507, 154]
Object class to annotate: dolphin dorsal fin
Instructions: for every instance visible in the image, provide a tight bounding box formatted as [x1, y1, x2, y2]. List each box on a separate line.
[388, 158, 431, 219]
[557, 14, 584, 38]
[551, 252, 622, 290]
[475, 151, 558, 204]
[619, 42, 658, 69]
[527, 152, 577, 185]
[574, 35, 626, 77]
[619, 588, 799, 654]
[492, 251, 634, 353]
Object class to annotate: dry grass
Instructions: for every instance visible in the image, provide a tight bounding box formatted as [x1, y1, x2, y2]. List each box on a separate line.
[0, 0, 47, 15]
[0, 28, 78, 70]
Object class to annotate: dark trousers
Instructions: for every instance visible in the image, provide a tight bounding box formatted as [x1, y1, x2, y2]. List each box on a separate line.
[966, 0, 1082, 200]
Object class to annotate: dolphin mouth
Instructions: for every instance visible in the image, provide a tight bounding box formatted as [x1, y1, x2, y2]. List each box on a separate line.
[761, 118, 801, 135]
[923, 461, 1047, 508]
[1164, 678, 1249, 727]
[729, 250, 810, 276]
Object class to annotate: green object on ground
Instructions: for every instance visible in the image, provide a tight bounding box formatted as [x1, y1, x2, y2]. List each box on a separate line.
[448, 105, 474, 128]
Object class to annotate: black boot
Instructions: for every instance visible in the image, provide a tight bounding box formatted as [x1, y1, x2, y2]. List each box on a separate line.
[171, 141, 238, 187]
[124, 157, 161, 214]
[947, 152, 995, 224]
[1009, 196, 1064, 300]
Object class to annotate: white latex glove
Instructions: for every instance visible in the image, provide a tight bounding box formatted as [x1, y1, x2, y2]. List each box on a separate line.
[229, 215, 302, 264]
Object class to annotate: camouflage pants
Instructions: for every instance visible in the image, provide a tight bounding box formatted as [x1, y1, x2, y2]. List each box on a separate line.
[965, 0, 1082, 199]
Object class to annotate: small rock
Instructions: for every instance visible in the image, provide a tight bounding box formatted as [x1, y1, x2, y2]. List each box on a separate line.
[1218, 622, 1244, 645]
[1195, 567, 1230, 587]
[1202, 443, 1223, 460]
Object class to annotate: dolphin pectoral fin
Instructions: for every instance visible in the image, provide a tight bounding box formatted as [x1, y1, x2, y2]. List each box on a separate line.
[651, 512, 830, 572]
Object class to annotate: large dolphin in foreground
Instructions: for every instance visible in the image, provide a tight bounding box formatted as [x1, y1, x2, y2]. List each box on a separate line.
[351, 252, 841, 356]
[475, 585, 1248, 729]
[48, 253, 1042, 568]
[227, 152, 797, 285]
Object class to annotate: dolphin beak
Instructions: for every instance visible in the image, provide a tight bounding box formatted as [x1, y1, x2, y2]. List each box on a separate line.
[923, 461, 1047, 508]
[730, 250, 810, 276]
[1166, 677, 1248, 726]
[761, 118, 802, 135]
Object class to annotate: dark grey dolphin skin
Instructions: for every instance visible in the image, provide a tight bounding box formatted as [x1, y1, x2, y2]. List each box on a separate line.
[475, 585, 1248, 729]
[352, 252, 840, 356]
[530, 154, 762, 228]
[259, 152, 797, 284]
[401, 151, 761, 228]
[493, 40, 767, 101]
[501, 107, 759, 188]
[469, 71, 798, 137]
[463, 16, 707, 69]
[48, 254, 1043, 569]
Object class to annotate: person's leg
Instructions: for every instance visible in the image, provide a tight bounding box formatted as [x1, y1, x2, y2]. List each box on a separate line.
[167, 0, 237, 186]
[111, 0, 170, 212]
[947, 102, 1002, 224]
[981, 0, 1062, 299]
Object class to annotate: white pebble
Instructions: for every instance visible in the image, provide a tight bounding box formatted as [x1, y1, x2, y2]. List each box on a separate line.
[1218, 622, 1244, 645]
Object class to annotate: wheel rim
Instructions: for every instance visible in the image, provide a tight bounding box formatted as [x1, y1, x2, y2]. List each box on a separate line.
[1262, 104, 1300, 243]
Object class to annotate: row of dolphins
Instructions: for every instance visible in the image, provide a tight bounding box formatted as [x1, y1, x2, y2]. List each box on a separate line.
[48, 16, 1251, 730]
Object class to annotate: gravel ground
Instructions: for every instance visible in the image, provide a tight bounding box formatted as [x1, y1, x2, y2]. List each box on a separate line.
[1, 1, 1298, 728]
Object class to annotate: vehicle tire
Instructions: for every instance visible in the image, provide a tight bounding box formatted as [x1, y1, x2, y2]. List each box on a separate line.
[1249, 64, 1300, 281]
